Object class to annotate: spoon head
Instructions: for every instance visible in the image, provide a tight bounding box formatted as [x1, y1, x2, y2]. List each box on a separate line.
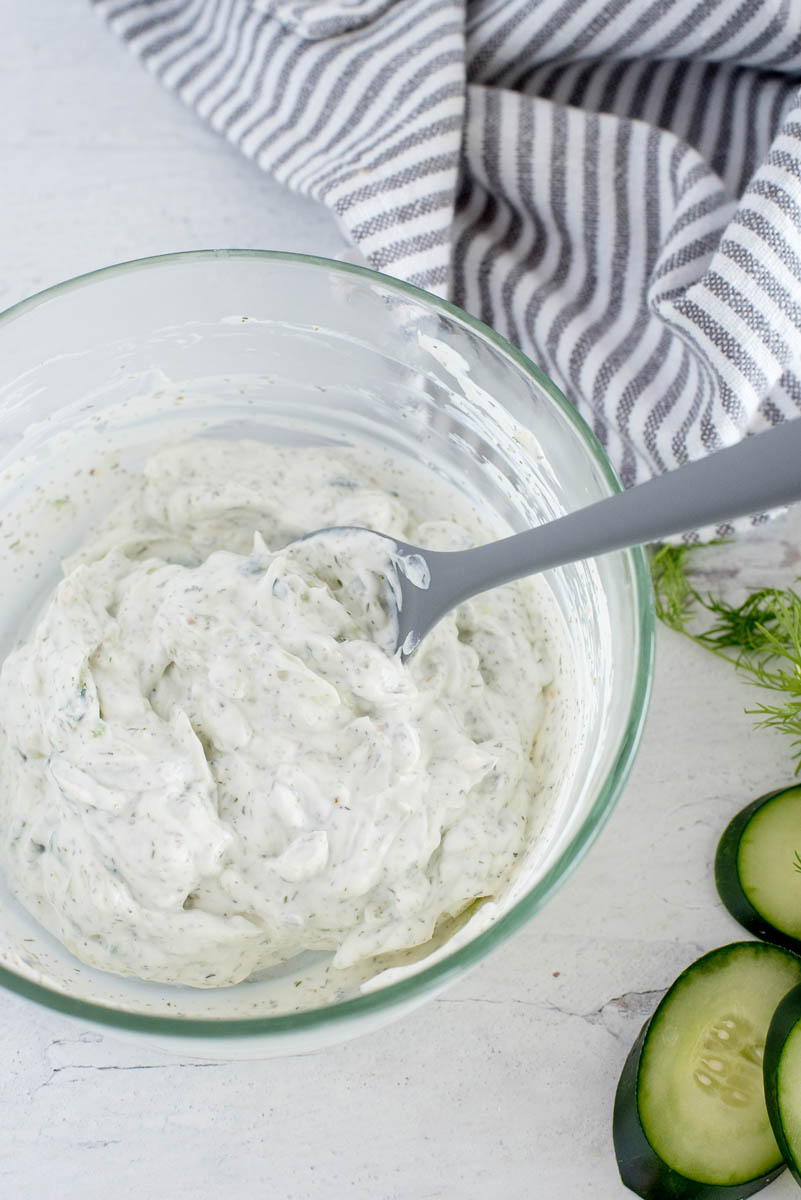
[291, 525, 432, 658]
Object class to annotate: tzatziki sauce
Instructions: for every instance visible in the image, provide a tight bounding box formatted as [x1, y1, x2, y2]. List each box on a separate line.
[0, 438, 558, 988]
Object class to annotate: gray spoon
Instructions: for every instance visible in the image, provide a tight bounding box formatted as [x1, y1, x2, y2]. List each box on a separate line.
[305, 419, 801, 657]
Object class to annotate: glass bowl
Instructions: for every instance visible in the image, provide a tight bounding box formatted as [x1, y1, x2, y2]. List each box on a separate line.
[0, 251, 654, 1057]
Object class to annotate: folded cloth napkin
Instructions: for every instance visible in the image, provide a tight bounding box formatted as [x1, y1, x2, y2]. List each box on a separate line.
[94, 0, 801, 527]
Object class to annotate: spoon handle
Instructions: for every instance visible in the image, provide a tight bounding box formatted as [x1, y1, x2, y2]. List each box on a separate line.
[444, 418, 801, 604]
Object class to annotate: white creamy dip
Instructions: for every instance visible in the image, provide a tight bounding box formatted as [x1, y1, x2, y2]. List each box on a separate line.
[0, 439, 555, 988]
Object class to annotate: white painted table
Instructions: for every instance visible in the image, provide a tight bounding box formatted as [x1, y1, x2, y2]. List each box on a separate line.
[2, 4, 801, 1197]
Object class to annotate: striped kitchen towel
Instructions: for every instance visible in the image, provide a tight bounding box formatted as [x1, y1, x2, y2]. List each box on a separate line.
[94, 0, 801, 522]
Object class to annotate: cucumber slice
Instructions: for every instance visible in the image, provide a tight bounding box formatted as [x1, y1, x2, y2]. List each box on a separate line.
[716, 786, 801, 952]
[613, 942, 801, 1197]
[764, 983, 801, 1188]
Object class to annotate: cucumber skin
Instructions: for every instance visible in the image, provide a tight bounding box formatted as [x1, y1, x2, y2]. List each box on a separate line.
[614, 1019, 785, 1200]
[764, 983, 801, 1188]
[715, 788, 801, 955]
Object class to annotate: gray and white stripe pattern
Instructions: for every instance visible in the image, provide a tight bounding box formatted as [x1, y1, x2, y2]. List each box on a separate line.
[94, 0, 801, 513]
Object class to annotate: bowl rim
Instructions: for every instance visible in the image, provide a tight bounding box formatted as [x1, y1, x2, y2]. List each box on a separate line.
[0, 248, 655, 1038]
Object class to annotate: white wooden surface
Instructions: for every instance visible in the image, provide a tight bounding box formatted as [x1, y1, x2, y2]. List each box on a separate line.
[2, 3, 801, 1197]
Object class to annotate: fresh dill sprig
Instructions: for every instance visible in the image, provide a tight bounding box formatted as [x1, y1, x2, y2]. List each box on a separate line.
[736, 592, 801, 774]
[694, 588, 790, 657]
[650, 544, 699, 634]
[650, 545, 801, 773]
